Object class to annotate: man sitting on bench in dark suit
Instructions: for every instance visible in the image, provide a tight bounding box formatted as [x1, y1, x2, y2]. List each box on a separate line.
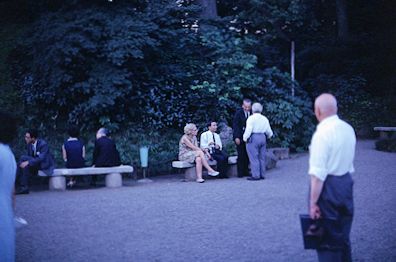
[91, 127, 121, 186]
[16, 129, 55, 194]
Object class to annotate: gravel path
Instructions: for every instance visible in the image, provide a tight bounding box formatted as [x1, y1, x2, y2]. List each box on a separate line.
[15, 140, 396, 262]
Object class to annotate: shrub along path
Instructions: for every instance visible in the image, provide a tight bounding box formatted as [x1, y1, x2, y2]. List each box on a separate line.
[15, 140, 395, 262]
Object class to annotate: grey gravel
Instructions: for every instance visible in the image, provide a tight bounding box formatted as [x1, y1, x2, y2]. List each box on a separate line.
[15, 140, 396, 262]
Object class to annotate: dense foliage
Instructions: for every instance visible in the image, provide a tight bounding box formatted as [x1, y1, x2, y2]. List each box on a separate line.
[0, 0, 394, 172]
[376, 139, 396, 153]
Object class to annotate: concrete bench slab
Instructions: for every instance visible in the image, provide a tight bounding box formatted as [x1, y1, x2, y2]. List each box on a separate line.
[228, 156, 238, 164]
[172, 160, 217, 181]
[171, 161, 195, 169]
[374, 127, 396, 131]
[38, 165, 133, 191]
[374, 127, 396, 139]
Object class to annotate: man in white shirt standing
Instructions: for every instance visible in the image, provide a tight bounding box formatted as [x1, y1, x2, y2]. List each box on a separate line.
[200, 121, 229, 178]
[308, 93, 356, 262]
[243, 103, 273, 181]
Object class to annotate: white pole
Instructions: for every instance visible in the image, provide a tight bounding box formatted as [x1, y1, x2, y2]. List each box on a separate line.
[291, 41, 295, 97]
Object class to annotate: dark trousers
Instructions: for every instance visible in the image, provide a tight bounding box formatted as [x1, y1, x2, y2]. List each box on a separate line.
[236, 141, 249, 177]
[316, 173, 354, 262]
[211, 150, 228, 178]
[17, 156, 38, 189]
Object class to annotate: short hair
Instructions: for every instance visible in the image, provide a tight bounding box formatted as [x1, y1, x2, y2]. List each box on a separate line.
[207, 121, 217, 128]
[27, 128, 38, 139]
[68, 126, 80, 138]
[0, 111, 18, 144]
[243, 98, 252, 104]
[252, 103, 263, 113]
[184, 123, 197, 135]
[97, 127, 108, 136]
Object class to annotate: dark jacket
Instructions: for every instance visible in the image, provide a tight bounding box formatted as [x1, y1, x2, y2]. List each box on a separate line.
[92, 136, 121, 167]
[27, 139, 55, 175]
[233, 108, 252, 140]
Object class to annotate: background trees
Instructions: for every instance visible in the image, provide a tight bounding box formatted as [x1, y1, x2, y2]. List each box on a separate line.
[0, 0, 394, 172]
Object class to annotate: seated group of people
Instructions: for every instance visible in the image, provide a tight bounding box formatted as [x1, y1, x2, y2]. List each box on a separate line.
[15, 98, 273, 190]
[179, 122, 225, 183]
[15, 127, 121, 194]
[178, 99, 274, 183]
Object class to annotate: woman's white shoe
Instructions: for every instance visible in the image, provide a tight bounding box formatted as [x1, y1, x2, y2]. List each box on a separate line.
[196, 178, 205, 183]
[208, 171, 219, 176]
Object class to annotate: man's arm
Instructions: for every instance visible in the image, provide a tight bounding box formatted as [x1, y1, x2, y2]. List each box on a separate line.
[243, 118, 253, 142]
[62, 145, 67, 162]
[265, 119, 274, 139]
[28, 141, 50, 167]
[309, 175, 324, 219]
[200, 132, 209, 150]
[232, 111, 242, 141]
[92, 140, 99, 166]
[308, 133, 329, 219]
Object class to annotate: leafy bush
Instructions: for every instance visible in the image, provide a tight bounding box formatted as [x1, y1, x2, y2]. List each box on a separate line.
[243, 67, 315, 151]
[305, 74, 388, 133]
[376, 139, 396, 153]
[10, 1, 315, 156]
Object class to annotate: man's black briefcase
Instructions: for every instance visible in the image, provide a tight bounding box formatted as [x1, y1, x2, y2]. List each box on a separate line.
[299, 214, 344, 250]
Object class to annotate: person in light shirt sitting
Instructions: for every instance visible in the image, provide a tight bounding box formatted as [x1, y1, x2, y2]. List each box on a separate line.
[200, 121, 229, 179]
[243, 102, 273, 181]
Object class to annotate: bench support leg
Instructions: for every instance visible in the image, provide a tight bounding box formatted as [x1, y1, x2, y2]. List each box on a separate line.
[227, 164, 238, 178]
[49, 176, 66, 191]
[184, 167, 197, 181]
[106, 173, 122, 188]
[379, 131, 388, 139]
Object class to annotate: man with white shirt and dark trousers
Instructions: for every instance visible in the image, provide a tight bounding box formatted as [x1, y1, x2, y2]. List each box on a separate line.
[243, 103, 273, 181]
[308, 93, 356, 262]
[200, 121, 229, 179]
[233, 99, 252, 177]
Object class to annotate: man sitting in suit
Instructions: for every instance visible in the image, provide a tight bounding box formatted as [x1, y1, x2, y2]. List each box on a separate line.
[91, 128, 121, 186]
[200, 121, 229, 178]
[232, 98, 252, 177]
[16, 129, 55, 194]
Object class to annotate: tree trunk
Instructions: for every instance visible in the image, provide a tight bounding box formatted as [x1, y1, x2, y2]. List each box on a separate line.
[335, 0, 349, 41]
[197, 0, 218, 19]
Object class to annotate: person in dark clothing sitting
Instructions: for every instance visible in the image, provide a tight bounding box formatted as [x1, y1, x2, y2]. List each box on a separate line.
[91, 128, 121, 186]
[16, 129, 55, 194]
[62, 126, 85, 188]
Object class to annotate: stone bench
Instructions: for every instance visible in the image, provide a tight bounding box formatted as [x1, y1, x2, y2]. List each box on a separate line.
[38, 165, 134, 191]
[172, 160, 217, 181]
[173, 150, 279, 180]
[227, 156, 238, 177]
[268, 147, 289, 160]
[374, 127, 396, 139]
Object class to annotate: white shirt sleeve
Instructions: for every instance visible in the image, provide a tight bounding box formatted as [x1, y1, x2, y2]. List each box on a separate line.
[308, 132, 329, 181]
[265, 119, 274, 138]
[200, 132, 209, 149]
[243, 117, 253, 142]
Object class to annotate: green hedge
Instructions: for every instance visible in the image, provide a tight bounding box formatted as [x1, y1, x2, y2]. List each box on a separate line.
[375, 139, 396, 153]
